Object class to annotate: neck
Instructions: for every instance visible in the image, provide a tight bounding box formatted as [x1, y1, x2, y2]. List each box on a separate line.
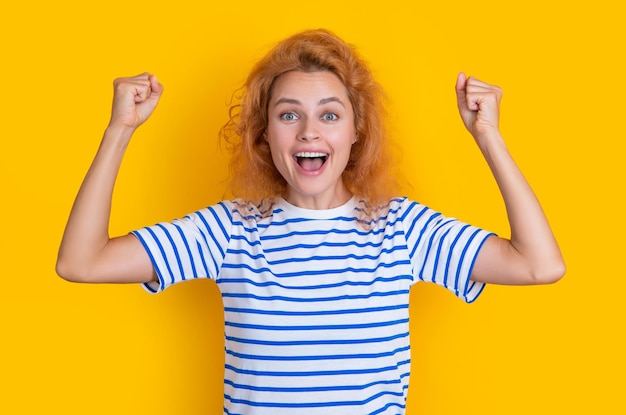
[284, 185, 352, 210]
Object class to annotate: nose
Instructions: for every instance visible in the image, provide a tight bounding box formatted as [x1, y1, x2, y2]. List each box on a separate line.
[297, 118, 320, 141]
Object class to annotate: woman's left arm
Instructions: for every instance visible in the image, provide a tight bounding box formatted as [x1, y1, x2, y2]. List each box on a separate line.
[455, 73, 565, 285]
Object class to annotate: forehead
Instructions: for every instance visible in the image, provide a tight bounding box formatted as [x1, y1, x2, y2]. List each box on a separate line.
[270, 71, 350, 103]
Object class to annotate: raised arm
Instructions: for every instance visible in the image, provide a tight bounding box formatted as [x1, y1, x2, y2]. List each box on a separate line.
[454, 73, 565, 285]
[56, 73, 163, 284]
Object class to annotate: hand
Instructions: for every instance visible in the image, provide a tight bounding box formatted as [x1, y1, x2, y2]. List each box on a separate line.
[455, 73, 502, 141]
[109, 73, 164, 130]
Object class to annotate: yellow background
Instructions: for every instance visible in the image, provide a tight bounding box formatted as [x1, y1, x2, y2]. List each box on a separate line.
[1, 0, 624, 413]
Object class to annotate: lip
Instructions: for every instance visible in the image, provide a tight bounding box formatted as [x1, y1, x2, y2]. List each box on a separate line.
[292, 150, 329, 176]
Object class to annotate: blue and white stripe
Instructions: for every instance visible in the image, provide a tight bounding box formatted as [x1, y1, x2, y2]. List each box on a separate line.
[132, 196, 493, 414]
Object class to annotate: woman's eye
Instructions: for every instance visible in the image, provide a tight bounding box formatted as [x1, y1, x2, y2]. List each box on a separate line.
[322, 113, 338, 121]
[281, 112, 297, 121]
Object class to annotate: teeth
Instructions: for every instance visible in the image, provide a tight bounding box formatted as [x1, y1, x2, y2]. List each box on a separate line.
[295, 152, 328, 158]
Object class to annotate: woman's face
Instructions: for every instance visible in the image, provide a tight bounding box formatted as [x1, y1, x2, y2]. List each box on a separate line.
[266, 70, 356, 210]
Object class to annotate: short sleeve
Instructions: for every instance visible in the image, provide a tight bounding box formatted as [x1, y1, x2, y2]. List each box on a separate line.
[131, 202, 233, 294]
[400, 199, 495, 303]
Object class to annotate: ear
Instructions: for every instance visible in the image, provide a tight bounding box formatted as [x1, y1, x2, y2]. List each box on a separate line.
[263, 130, 268, 142]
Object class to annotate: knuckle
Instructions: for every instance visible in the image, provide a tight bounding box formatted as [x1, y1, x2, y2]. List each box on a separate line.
[113, 77, 128, 91]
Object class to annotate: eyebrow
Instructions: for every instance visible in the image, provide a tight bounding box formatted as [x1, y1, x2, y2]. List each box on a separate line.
[273, 97, 345, 107]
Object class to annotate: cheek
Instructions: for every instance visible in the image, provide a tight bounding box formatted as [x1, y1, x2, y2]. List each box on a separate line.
[266, 140, 290, 171]
[267, 122, 293, 143]
[328, 128, 356, 151]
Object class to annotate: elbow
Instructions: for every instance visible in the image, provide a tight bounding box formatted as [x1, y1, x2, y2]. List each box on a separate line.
[55, 255, 90, 283]
[530, 259, 566, 285]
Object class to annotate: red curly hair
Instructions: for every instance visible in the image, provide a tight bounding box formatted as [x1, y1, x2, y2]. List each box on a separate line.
[221, 29, 399, 208]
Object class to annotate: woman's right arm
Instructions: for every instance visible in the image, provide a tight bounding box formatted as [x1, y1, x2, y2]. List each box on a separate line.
[56, 73, 164, 284]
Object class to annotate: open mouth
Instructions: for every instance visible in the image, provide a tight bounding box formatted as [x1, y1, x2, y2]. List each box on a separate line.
[295, 152, 328, 171]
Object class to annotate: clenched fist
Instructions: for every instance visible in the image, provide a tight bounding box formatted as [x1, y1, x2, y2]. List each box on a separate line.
[109, 73, 164, 130]
[455, 73, 502, 143]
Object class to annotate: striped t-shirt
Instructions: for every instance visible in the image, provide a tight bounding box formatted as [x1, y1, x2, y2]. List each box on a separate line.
[132, 196, 493, 415]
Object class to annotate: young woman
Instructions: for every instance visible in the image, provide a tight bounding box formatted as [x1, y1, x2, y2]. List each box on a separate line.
[57, 29, 565, 414]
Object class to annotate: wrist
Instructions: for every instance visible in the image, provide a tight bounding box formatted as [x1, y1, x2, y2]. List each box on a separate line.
[99, 124, 137, 159]
[104, 123, 136, 142]
[474, 129, 504, 148]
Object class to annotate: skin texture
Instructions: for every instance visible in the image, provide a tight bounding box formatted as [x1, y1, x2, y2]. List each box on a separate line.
[453, 73, 564, 284]
[266, 71, 356, 210]
[56, 71, 565, 286]
[56, 73, 161, 284]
